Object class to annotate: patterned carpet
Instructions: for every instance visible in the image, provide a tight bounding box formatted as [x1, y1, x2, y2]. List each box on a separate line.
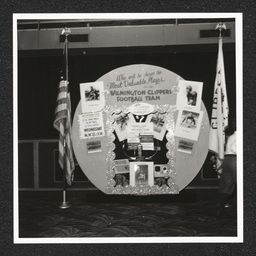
[18, 190, 237, 238]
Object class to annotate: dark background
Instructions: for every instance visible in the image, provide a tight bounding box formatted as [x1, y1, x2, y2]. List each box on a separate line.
[18, 45, 236, 139]
[1, 0, 255, 255]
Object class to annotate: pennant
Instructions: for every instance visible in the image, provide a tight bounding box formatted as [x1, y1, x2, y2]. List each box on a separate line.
[209, 38, 229, 163]
[54, 80, 75, 185]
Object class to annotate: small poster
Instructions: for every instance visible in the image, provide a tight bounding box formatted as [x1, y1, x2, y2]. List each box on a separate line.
[86, 140, 102, 153]
[78, 112, 105, 139]
[176, 80, 203, 111]
[177, 139, 195, 154]
[113, 112, 135, 141]
[146, 112, 167, 141]
[175, 109, 203, 141]
[80, 81, 105, 113]
[130, 162, 154, 186]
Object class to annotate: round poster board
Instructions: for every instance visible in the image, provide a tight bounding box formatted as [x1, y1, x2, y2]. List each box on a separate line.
[72, 64, 210, 194]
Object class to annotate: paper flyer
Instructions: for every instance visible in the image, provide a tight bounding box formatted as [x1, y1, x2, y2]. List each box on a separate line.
[78, 112, 105, 139]
[127, 122, 153, 141]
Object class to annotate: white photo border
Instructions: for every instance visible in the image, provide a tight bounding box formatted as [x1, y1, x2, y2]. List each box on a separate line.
[13, 13, 243, 244]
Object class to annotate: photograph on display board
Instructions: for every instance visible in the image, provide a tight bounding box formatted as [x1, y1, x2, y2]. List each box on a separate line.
[79, 81, 105, 113]
[181, 111, 198, 129]
[176, 80, 203, 111]
[130, 162, 154, 187]
[85, 85, 100, 101]
[112, 112, 135, 141]
[135, 164, 149, 185]
[175, 110, 203, 141]
[146, 112, 167, 141]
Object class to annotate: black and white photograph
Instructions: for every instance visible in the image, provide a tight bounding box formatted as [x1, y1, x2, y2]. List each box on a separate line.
[85, 85, 100, 101]
[80, 81, 105, 113]
[175, 109, 204, 141]
[180, 110, 199, 129]
[176, 80, 203, 111]
[130, 162, 154, 187]
[147, 112, 167, 141]
[13, 13, 243, 245]
[135, 164, 149, 185]
[113, 112, 135, 141]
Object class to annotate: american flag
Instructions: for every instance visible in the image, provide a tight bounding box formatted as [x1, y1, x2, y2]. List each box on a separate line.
[53, 80, 75, 185]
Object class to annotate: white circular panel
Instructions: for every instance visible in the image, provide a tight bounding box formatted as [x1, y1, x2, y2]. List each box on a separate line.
[72, 64, 209, 193]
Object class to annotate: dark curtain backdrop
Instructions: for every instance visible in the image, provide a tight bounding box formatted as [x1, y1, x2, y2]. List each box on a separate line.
[18, 45, 236, 139]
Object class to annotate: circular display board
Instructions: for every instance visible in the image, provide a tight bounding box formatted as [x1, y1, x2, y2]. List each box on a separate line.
[72, 64, 210, 194]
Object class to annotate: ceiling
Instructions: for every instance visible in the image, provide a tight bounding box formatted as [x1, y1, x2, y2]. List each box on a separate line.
[17, 18, 236, 55]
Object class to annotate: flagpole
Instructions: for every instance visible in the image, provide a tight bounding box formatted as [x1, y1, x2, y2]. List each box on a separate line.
[208, 22, 228, 172]
[59, 27, 72, 209]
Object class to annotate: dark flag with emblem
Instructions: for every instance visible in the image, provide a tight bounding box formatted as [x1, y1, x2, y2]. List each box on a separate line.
[53, 79, 75, 185]
[209, 37, 229, 166]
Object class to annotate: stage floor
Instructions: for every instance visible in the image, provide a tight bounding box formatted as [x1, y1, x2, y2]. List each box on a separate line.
[18, 189, 237, 238]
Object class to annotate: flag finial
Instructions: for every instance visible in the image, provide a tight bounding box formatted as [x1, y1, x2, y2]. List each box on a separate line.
[215, 22, 227, 38]
[61, 27, 71, 36]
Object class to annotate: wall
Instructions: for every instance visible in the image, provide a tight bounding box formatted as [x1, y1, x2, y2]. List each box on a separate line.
[17, 24, 236, 190]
